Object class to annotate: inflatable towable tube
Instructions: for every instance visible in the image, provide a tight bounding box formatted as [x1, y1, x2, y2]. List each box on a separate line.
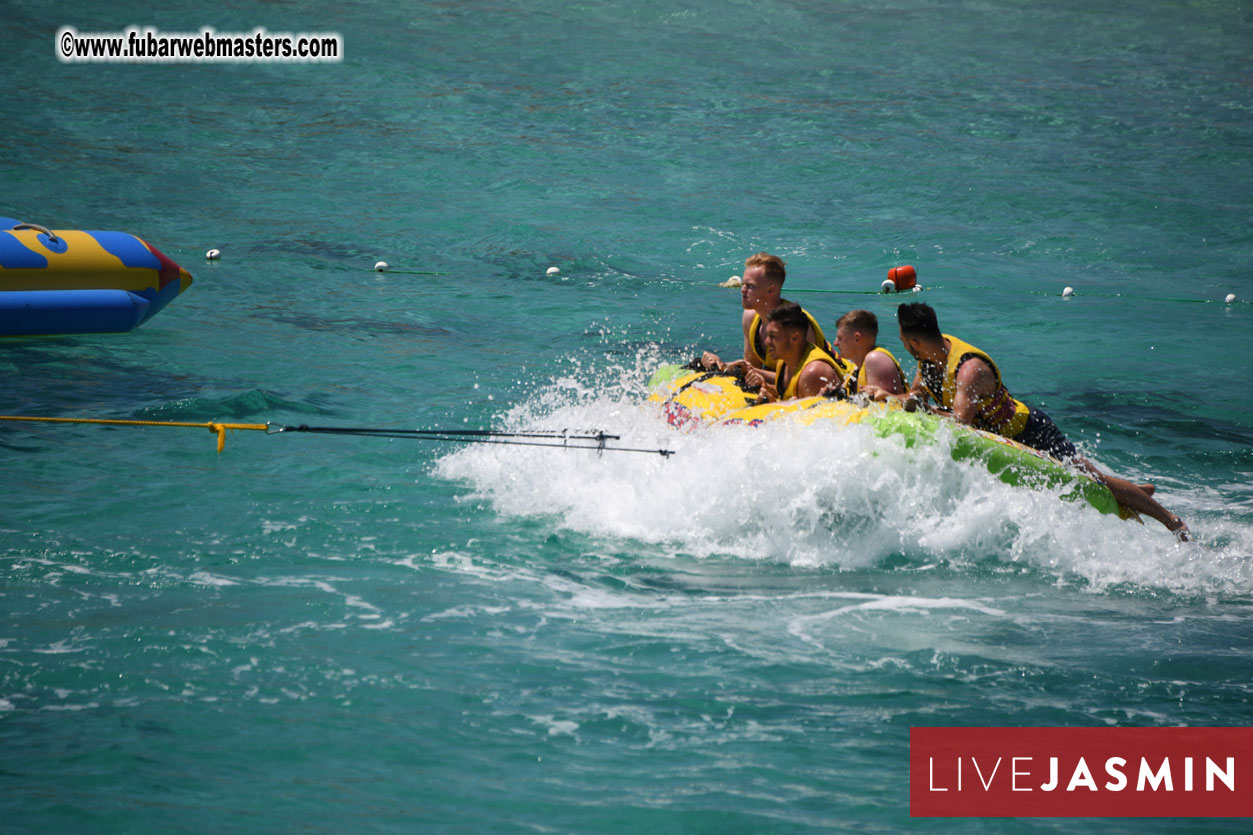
[0, 218, 193, 336]
[648, 364, 1128, 519]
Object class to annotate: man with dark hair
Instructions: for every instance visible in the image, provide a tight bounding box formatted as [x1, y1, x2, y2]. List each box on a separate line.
[700, 252, 829, 385]
[744, 302, 853, 401]
[895, 302, 1188, 538]
[896, 301, 943, 341]
[825, 308, 907, 399]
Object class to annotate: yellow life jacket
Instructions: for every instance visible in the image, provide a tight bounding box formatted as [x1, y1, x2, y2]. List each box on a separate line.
[848, 346, 906, 395]
[920, 334, 1030, 438]
[748, 307, 829, 368]
[776, 344, 853, 400]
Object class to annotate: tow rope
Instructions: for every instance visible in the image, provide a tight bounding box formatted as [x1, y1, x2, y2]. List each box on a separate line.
[0, 415, 268, 453]
[271, 424, 674, 457]
[0, 415, 674, 457]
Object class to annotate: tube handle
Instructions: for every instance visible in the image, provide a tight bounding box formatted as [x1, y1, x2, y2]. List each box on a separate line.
[11, 222, 61, 244]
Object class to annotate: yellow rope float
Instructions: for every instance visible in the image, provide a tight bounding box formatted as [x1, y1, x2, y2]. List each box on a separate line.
[0, 415, 269, 453]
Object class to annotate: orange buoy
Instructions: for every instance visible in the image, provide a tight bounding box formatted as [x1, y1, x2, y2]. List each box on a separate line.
[887, 265, 917, 291]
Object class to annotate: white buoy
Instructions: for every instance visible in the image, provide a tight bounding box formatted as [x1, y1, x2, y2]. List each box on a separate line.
[718, 275, 742, 288]
[911, 285, 922, 293]
[1062, 286, 1074, 297]
[546, 266, 560, 276]
[881, 278, 896, 293]
[374, 261, 389, 272]
[1225, 293, 1236, 304]
[205, 248, 221, 261]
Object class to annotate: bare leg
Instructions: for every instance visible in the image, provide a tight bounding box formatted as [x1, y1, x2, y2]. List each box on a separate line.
[1138, 483, 1156, 496]
[1077, 457, 1187, 540]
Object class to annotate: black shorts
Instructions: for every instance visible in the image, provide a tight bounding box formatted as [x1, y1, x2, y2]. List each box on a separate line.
[1014, 409, 1078, 461]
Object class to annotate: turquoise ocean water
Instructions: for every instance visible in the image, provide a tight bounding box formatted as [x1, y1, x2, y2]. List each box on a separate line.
[3, 0, 1251, 830]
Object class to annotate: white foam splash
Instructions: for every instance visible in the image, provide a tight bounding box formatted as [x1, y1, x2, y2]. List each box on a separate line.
[434, 362, 1253, 596]
[788, 594, 1008, 651]
[526, 714, 580, 738]
[188, 571, 240, 587]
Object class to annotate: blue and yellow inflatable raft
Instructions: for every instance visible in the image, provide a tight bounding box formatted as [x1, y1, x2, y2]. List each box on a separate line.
[0, 218, 193, 336]
[648, 364, 1131, 519]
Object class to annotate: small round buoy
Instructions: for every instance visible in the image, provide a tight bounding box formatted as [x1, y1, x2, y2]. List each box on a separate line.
[1062, 287, 1074, 298]
[718, 275, 743, 288]
[374, 261, 389, 272]
[881, 278, 896, 293]
[546, 266, 560, 276]
[911, 285, 922, 293]
[1225, 293, 1236, 304]
[887, 265, 917, 292]
[205, 248, 221, 261]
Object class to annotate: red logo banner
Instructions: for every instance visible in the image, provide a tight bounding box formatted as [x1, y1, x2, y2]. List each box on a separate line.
[910, 727, 1253, 817]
